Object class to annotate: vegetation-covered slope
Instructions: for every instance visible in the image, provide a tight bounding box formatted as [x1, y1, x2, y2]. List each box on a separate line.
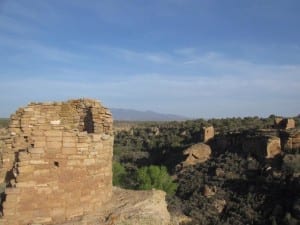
[113, 115, 300, 225]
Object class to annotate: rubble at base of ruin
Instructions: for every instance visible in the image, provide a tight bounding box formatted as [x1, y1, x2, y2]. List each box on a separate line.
[0, 99, 114, 225]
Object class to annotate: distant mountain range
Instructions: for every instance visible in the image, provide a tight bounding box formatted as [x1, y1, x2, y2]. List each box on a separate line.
[110, 108, 189, 121]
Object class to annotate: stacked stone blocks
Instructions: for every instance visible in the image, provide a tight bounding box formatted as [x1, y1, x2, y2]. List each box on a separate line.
[0, 99, 113, 225]
[274, 117, 295, 130]
[201, 126, 215, 143]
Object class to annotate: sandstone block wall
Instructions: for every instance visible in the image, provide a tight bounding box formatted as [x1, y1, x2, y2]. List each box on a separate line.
[240, 135, 281, 159]
[281, 130, 300, 152]
[0, 99, 113, 225]
[201, 126, 215, 143]
[274, 118, 295, 130]
[210, 132, 281, 160]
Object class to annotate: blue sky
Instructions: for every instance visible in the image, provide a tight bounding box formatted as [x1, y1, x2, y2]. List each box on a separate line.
[0, 0, 299, 118]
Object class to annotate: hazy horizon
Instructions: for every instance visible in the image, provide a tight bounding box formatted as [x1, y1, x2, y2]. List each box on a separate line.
[1, 1, 299, 118]
[0, 105, 298, 120]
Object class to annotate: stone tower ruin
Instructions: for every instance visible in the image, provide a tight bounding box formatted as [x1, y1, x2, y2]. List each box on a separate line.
[0, 99, 113, 225]
[201, 126, 215, 143]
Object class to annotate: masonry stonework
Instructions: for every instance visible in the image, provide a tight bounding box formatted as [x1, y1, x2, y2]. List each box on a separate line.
[274, 118, 295, 130]
[0, 99, 113, 225]
[201, 126, 215, 143]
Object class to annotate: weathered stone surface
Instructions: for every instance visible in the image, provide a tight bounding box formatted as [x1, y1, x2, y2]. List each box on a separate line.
[282, 130, 300, 152]
[170, 213, 192, 225]
[211, 132, 282, 160]
[201, 126, 215, 143]
[242, 135, 282, 159]
[203, 185, 217, 198]
[0, 99, 175, 225]
[181, 143, 211, 167]
[0, 99, 114, 225]
[274, 118, 296, 130]
[102, 188, 171, 225]
[266, 136, 281, 158]
[213, 199, 226, 214]
[53, 187, 171, 225]
[284, 119, 295, 129]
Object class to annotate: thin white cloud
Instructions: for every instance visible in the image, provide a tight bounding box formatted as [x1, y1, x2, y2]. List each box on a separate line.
[1, 65, 299, 118]
[1, 37, 299, 118]
[0, 36, 84, 63]
[94, 46, 173, 64]
[182, 51, 300, 77]
[26, 42, 82, 62]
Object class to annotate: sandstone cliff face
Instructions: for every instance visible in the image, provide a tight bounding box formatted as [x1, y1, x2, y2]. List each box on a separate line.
[0, 99, 114, 225]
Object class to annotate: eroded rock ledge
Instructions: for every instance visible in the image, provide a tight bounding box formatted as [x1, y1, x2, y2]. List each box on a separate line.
[57, 187, 171, 225]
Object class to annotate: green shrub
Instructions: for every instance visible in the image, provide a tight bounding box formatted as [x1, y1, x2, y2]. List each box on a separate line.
[137, 165, 177, 195]
[112, 162, 127, 187]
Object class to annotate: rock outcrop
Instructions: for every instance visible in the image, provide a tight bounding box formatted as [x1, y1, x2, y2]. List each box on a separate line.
[203, 185, 217, 198]
[266, 136, 282, 158]
[99, 187, 170, 225]
[213, 199, 226, 214]
[0, 99, 114, 225]
[55, 187, 171, 225]
[181, 143, 211, 167]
